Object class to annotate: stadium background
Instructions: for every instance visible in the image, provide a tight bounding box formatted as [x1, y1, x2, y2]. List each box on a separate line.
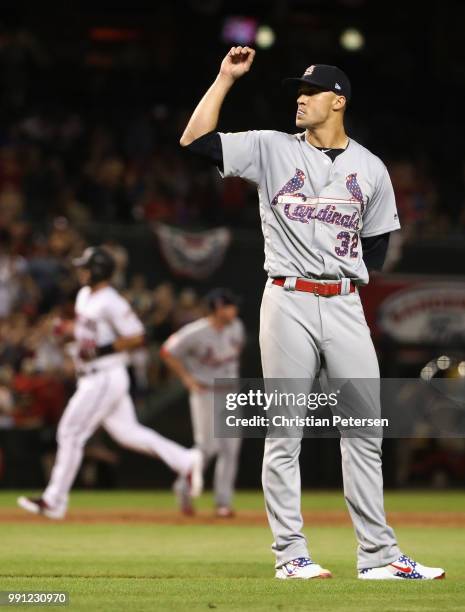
[1, 0, 465, 494]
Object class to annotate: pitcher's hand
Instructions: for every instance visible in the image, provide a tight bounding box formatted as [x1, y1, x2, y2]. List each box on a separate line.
[219, 46, 256, 83]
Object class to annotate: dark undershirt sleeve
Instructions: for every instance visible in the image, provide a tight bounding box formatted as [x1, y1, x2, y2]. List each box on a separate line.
[361, 233, 390, 271]
[185, 131, 224, 172]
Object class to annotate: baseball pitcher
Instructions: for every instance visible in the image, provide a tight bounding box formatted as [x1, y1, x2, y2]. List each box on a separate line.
[178, 48, 445, 580]
[161, 288, 245, 517]
[18, 247, 202, 519]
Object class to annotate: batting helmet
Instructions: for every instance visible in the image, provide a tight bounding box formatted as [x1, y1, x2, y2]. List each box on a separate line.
[72, 247, 115, 285]
[205, 288, 241, 312]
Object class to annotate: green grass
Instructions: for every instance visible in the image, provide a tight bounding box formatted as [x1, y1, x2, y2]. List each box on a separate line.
[2, 489, 465, 512]
[0, 491, 464, 611]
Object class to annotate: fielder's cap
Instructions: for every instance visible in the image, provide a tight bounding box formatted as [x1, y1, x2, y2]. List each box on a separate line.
[283, 64, 351, 102]
[205, 288, 241, 310]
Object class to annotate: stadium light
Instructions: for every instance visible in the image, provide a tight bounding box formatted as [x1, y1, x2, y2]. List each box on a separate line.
[256, 25, 276, 49]
[340, 27, 365, 52]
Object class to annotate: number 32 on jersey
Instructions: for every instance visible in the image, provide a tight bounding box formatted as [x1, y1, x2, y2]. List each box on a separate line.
[335, 232, 358, 258]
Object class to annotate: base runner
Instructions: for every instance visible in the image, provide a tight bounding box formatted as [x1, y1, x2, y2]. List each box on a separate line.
[18, 247, 202, 519]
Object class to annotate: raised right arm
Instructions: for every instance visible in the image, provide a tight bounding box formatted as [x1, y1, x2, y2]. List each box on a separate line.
[179, 46, 256, 147]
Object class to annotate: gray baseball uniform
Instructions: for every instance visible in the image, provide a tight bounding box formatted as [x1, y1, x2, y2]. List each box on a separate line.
[218, 130, 401, 569]
[163, 316, 245, 507]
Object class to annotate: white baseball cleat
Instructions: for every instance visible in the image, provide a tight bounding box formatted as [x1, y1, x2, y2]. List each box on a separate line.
[187, 448, 203, 498]
[275, 557, 332, 579]
[17, 496, 66, 520]
[358, 554, 445, 580]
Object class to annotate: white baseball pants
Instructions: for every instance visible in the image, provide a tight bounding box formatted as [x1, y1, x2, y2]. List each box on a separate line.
[43, 366, 193, 511]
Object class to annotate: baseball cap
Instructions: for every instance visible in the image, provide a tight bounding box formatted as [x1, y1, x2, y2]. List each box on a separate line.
[205, 288, 241, 311]
[283, 64, 351, 102]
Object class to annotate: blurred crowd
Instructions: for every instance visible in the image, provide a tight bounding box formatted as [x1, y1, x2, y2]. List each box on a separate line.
[1, 104, 464, 238]
[0, 26, 464, 238]
[0, 104, 253, 230]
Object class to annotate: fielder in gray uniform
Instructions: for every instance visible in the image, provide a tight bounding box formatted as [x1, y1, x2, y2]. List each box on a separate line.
[178, 47, 445, 580]
[161, 289, 245, 517]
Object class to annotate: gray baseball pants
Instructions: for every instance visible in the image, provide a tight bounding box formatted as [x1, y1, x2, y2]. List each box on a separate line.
[190, 389, 241, 508]
[259, 278, 400, 570]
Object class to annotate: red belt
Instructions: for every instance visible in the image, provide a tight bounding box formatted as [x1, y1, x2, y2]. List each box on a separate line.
[272, 277, 356, 297]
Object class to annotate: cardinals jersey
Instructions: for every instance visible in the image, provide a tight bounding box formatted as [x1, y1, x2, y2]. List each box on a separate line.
[218, 131, 400, 284]
[163, 317, 245, 386]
